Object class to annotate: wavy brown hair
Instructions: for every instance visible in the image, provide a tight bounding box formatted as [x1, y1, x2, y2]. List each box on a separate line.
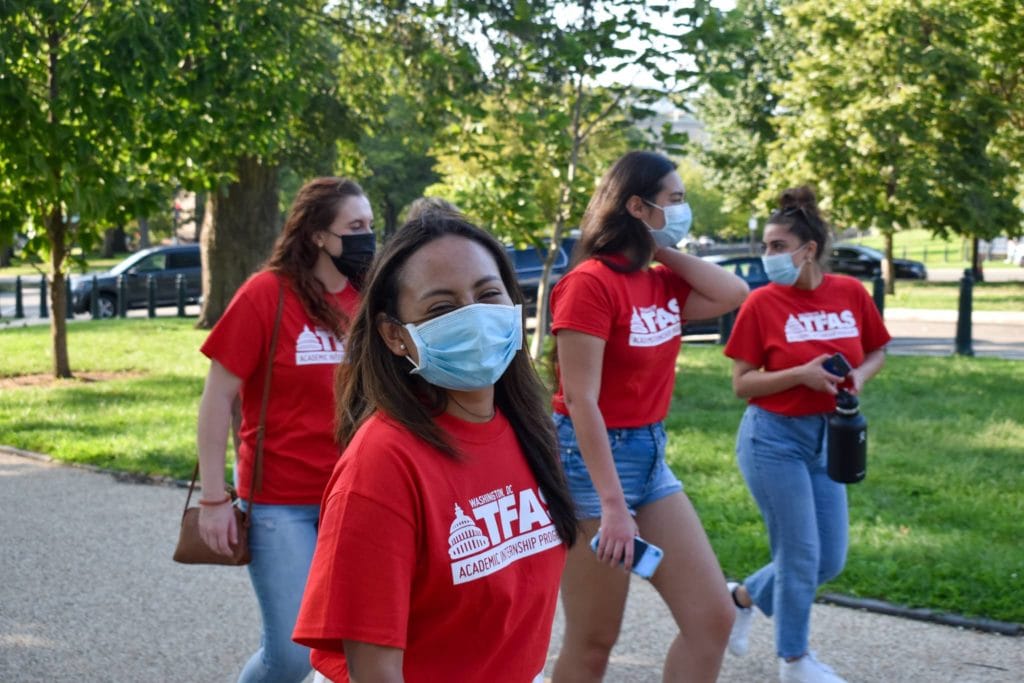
[571, 150, 678, 273]
[265, 177, 366, 336]
[335, 212, 578, 546]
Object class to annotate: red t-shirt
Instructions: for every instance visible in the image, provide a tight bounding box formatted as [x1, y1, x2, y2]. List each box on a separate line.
[292, 410, 567, 683]
[200, 270, 359, 504]
[550, 256, 693, 428]
[724, 274, 891, 417]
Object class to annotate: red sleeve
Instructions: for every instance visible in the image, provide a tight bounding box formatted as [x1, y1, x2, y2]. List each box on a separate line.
[855, 283, 891, 354]
[293, 426, 419, 652]
[723, 290, 766, 367]
[550, 269, 615, 340]
[199, 274, 272, 381]
[653, 264, 693, 316]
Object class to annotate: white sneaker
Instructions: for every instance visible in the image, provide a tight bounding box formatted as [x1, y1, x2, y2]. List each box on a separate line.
[726, 581, 753, 657]
[779, 651, 847, 683]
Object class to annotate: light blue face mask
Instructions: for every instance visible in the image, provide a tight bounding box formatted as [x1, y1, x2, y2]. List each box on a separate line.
[762, 242, 810, 286]
[402, 303, 523, 391]
[645, 201, 693, 248]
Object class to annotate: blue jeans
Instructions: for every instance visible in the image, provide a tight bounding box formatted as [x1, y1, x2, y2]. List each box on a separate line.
[237, 502, 320, 683]
[554, 413, 682, 519]
[736, 405, 848, 659]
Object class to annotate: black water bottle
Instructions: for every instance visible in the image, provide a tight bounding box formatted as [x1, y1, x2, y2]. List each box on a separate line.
[828, 390, 867, 484]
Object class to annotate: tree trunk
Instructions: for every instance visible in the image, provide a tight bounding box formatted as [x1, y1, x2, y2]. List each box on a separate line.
[971, 237, 984, 282]
[196, 156, 281, 328]
[101, 225, 128, 257]
[193, 192, 206, 243]
[46, 206, 72, 378]
[384, 199, 399, 239]
[137, 216, 151, 249]
[0, 245, 11, 267]
[883, 232, 895, 295]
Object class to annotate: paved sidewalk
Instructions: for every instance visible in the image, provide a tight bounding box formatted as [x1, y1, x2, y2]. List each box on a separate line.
[1, 450, 1020, 682]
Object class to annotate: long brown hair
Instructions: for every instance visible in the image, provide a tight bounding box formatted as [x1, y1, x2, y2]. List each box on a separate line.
[336, 212, 578, 546]
[571, 150, 677, 273]
[266, 177, 366, 336]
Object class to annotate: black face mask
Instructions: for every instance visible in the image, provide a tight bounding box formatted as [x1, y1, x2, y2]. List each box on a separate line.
[329, 232, 376, 288]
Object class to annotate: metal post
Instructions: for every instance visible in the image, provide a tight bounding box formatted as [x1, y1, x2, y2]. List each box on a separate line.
[717, 310, 735, 345]
[147, 275, 156, 318]
[117, 275, 127, 317]
[176, 274, 186, 317]
[89, 275, 99, 318]
[39, 276, 48, 318]
[872, 275, 885, 317]
[955, 268, 974, 356]
[14, 276, 24, 318]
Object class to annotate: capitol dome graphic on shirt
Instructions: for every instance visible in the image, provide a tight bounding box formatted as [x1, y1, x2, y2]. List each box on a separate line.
[296, 325, 323, 352]
[630, 308, 649, 334]
[447, 504, 491, 559]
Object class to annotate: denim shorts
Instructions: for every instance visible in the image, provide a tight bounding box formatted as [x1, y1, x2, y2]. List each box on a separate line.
[554, 412, 683, 520]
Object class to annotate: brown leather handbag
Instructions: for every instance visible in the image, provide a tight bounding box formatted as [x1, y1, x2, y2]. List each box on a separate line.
[173, 283, 285, 565]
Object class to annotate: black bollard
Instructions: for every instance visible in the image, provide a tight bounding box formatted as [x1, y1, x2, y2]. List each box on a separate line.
[117, 275, 127, 317]
[955, 268, 974, 356]
[717, 309, 735, 345]
[871, 275, 885, 317]
[89, 275, 99, 318]
[147, 275, 156, 318]
[66, 278, 74, 320]
[14, 276, 24, 318]
[176, 274, 186, 317]
[39, 276, 48, 318]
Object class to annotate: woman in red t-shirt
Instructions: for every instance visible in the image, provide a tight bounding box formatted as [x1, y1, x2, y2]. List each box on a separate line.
[549, 151, 749, 682]
[723, 187, 890, 683]
[292, 211, 577, 682]
[196, 178, 375, 683]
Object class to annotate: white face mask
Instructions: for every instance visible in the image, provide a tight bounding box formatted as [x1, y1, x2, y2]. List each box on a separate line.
[762, 242, 810, 286]
[644, 201, 693, 248]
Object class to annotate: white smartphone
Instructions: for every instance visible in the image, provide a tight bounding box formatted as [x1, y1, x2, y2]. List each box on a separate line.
[589, 533, 664, 580]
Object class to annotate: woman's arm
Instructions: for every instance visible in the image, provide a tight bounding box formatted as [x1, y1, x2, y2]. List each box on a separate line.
[653, 246, 749, 320]
[847, 348, 886, 395]
[344, 641, 404, 683]
[196, 359, 243, 555]
[732, 354, 844, 400]
[558, 330, 638, 568]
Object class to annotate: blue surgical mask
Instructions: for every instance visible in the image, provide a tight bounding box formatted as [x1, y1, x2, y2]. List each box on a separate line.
[762, 243, 810, 286]
[645, 201, 693, 248]
[401, 303, 523, 391]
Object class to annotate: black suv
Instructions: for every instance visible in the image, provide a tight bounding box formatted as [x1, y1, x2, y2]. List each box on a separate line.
[71, 244, 202, 318]
[507, 236, 578, 311]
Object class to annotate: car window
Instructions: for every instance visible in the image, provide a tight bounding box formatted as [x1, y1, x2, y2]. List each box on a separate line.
[134, 254, 166, 272]
[167, 251, 200, 269]
[509, 245, 568, 273]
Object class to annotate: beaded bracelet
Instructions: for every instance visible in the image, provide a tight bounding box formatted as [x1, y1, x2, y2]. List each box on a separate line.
[198, 492, 232, 506]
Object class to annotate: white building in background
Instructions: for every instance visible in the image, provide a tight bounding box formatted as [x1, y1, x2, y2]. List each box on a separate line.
[636, 99, 708, 148]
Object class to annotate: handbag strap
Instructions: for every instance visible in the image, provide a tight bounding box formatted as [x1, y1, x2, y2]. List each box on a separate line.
[181, 279, 286, 522]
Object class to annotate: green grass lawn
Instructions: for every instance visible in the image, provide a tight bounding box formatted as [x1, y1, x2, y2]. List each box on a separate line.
[869, 280, 1024, 311]
[1, 253, 125, 278]
[850, 227, 1018, 270]
[1, 321, 1022, 624]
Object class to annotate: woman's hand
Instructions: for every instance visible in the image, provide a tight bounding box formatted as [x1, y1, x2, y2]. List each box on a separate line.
[198, 501, 239, 557]
[594, 502, 639, 570]
[801, 354, 844, 395]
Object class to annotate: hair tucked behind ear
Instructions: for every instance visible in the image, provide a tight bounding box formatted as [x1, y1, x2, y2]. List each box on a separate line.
[768, 185, 832, 268]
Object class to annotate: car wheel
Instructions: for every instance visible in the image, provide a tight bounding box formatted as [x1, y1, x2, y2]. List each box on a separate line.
[94, 293, 116, 319]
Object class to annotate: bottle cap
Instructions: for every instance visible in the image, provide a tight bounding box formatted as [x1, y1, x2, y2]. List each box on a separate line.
[834, 390, 860, 415]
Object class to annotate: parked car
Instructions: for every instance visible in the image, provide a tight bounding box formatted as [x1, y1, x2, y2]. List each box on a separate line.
[828, 243, 927, 280]
[71, 244, 202, 318]
[507, 236, 578, 312]
[683, 254, 770, 335]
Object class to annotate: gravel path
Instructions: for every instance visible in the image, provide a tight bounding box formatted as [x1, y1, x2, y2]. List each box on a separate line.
[1, 450, 1020, 682]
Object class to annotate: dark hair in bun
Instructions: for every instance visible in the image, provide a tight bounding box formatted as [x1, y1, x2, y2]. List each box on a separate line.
[768, 185, 831, 267]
